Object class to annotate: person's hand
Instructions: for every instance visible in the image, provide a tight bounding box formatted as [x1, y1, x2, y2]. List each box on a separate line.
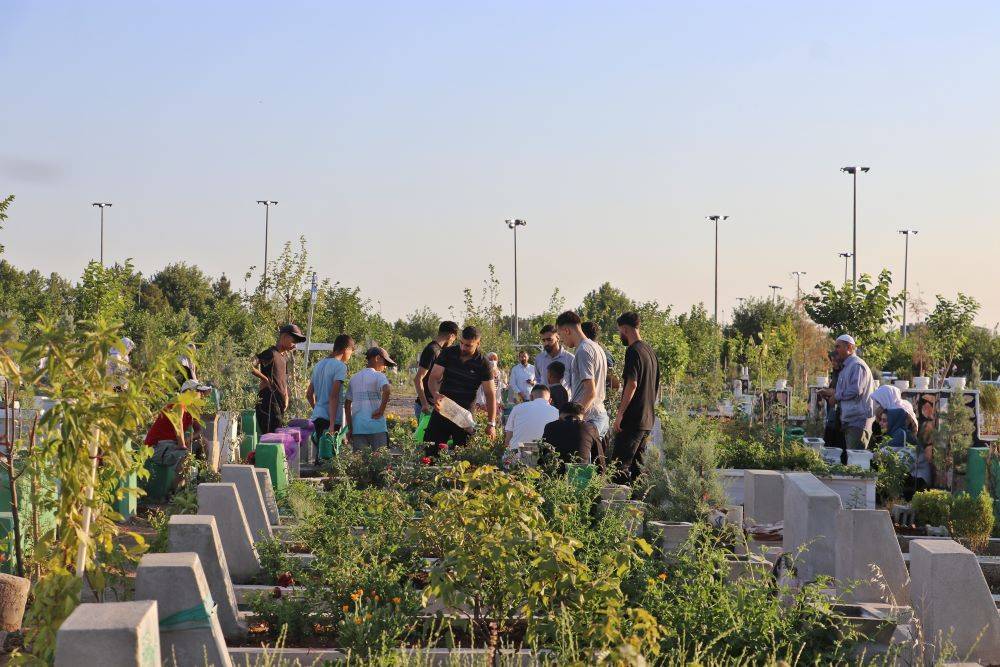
[372, 409, 384, 420]
[612, 415, 623, 434]
[421, 401, 433, 414]
[433, 396, 443, 410]
[486, 423, 496, 439]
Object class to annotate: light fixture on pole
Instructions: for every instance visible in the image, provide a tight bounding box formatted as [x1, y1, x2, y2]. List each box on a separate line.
[706, 215, 729, 322]
[840, 166, 869, 285]
[504, 219, 527, 343]
[91, 202, 112, 265]
[768, 285, 782, 304]
[838, 252, 853, 284]
[256, 200, 278, 293]
[898, 229, 919, 338]
[790, 271, 807, 302]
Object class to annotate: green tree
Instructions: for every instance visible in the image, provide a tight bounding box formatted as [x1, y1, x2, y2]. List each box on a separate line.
[927, 293, 980, 378]
[727, 297, 794, 344]
[149, 262, 215, 319]
[394, 307, 441, 342]
[677, 303, 722, 378]
[579, 283, 635, 345]
[803, 269, 902, 371]
[0, 194, 13, 254]
[75, 260, 141, 324]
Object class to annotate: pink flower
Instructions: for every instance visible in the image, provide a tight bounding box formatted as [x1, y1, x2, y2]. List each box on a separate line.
[421, 456, 432, 465]
[437, 443, 448, 451]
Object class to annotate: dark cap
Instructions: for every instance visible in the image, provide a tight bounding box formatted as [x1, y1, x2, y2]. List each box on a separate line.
[278, 324, 307, 342]
[365, 346, 397, 367]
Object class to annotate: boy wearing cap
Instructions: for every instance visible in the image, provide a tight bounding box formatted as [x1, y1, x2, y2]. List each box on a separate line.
[252, 323, 306, 435]
[345, 347, 396, 449]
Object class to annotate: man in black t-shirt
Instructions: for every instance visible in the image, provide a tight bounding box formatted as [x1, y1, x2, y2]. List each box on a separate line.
[610, 312, 660, 483]
[252, 323, 306, 435]
[413, 321, 459, 419]
[424, 325, 497, 447]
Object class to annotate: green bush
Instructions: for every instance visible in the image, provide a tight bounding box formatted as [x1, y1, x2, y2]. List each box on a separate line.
[874, 448, 910, 504]
[912, 489, 952, 527]
[951, 491, 995, 552]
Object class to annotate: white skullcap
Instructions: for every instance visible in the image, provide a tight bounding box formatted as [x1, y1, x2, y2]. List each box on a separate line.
[835, 334, 856, 346]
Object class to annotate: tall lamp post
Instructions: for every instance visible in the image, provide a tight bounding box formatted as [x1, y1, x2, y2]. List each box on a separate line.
[898, 229, 919, 338]
[256, 200, 278, 293]
[790, 271, 807, 302]
[706, 215, 729, 322]
[768, 285, 782, 304]
[91, 202, 112, 265]
[838, 252, 853, 284]
[840, 166, 869, 285]
[505, 219, 527, 343]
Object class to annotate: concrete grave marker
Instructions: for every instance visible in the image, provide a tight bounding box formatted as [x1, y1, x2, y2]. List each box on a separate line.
[221, 464, 273, 542]
[255, 467, 280, 526]
[783, 472, 842, 581]
[834, 509, 909, 605]
[196, 483, 261, 582]
[167, 514, 246, 640]
[134, 552, 232, 667]
[55, 600, 160, 667]
[744, 469, 783, 524]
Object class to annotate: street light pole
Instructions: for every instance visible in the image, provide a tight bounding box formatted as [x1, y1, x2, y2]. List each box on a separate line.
[838, 252, 853, 284]
[898, 229, 919, 338]
[790, 271, 807, 302]
[91, 202, 112, 265]
[505, 219, 527, 343]
[256, 200, 278, 293]
[768, 285, 782, 304]
[706, 215, 729, 322]
[840, 166, 869, 286]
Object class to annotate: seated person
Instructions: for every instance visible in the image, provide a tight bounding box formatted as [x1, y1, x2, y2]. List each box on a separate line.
[541, 402, 601, 470]
[145, 380, 212, 485]
[546, 361, 570, 412]
[872, 385, 931, 495]
[504, 384, 559, 449]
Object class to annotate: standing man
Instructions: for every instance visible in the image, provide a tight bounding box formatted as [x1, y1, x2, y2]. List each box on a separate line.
[345, 347, 395, 450]
[611, 312, 660, 482]
[582, 321, 620, 390]
[556, 311, 609, 437]
[534, 324, 574, 391]
[425, 326, 497, 446]
[413, 321, 459, 418]
[252, 324, 305, 435]
[509, 350, 536, 402]
[307, 334, 354, 439]
[818, 334, 874, 452]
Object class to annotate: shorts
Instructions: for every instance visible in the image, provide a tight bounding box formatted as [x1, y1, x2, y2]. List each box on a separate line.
[586, 409, 610, 438]
[351, 432, 388, 449]
[150, 440, 189, 470]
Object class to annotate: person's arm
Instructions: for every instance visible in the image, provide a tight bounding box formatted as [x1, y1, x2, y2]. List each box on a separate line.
[414, 367, 431, 412]
[328, 380, 343, 427]
[576, 379, 596, 414]
[372, 382, 390, 420]
[504, 414, 514, 447]
[250, 356, 269, 386]
[428, 364, 446, 405]
[306, 380, 316, 408]
[614, 379, 638, 433]
[482, 379, 497, 438]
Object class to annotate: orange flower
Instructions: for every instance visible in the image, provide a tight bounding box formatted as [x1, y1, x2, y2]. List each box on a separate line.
[373, 594, 380, 602]
[392, 597, 401, 604]
[342, 604, 349, 612]
[354, 617, 362, 625]
[658, 572, 668, 580]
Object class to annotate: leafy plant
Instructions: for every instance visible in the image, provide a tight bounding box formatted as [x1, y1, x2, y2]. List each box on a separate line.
[950, 491, 994, 552]
[932, 392, 975, 491]
[927, 293, 980, 380]
[912, 489, 952, 527]
[874, 448, 910, 505]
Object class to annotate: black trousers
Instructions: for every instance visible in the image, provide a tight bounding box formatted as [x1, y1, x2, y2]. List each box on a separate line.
[610, 428, 651, 484]
[256, 388, 286, 435]
[423, 410, 471, 452]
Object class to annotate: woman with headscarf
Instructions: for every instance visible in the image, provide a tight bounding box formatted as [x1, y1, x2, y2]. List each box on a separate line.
[872, 385, 932, 492]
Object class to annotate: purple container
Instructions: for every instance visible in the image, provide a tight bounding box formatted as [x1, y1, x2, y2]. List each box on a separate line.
[287, 419, 316, 441]
[260, 432, 296, 460]
[276, 427, 303, 445]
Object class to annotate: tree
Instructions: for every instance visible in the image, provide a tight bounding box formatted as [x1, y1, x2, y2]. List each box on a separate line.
[0, 194, 13, 254]
[579, 283, 635, 345]
[149, 262, 215, 319]
[927, 293, 980, 379]
[677, 303, 722, 378]
[75, 260, 141, 324]
[803, 269, 903, 371]
[394, 307, 441, 342]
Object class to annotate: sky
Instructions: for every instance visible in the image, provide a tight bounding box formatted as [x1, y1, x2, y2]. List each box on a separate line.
[2, 1, 999, 327]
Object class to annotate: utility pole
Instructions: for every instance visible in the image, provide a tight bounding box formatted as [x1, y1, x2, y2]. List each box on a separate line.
[768, 285, 782, 304]
[91, 202, 112, 265]
[790, 271, 807, 302]
[505, 219, 527, 343]
[256, 200, 278, 293]
[840, 166, 869, 285]
[838, 252, 853, 284]
[898, 230, 919, 338]
[706, 215, 729, 322]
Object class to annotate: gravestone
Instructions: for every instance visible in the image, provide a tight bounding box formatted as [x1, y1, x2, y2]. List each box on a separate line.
[255, 468, 280, 526]
[196, 483, 261, 582]
[55, 600, 160, 667]
[834, 509, 909, 604]
[744, 469, 783, 524]
[220, 464, 272, 542]
[133, 552, 232, 667]
[783, 472, 842, 581]
[167, 514, 246, 639]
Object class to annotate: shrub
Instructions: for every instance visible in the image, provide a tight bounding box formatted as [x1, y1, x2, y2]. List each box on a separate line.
[874, 448, 910, 504]
[951, 491, 995, 552]
[912, 489, 952, 527]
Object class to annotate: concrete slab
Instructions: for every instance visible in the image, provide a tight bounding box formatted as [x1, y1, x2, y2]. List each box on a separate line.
[910, 539, 1000, 664]
[167, 514, 246, 640]
[55, 600, 160, 667]
[783, 472, 842, 582]
[744, 469, 783, 524]
[134, 552, 232, 667]
[835, 509, 909, 605]
[196, 483, 261, 583]
[255, 467, 280, 526]
[221, 464, 273, 543]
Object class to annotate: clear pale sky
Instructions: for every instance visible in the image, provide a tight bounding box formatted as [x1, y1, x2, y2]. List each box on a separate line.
[2, 2, 999, 326]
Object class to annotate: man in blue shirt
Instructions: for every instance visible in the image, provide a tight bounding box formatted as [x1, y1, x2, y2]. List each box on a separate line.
[818, 334, 874, 451]
[307, 334, 354, 441]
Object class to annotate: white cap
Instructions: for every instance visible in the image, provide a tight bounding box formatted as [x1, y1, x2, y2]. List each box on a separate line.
[180, 379, 212, 393]
[835, 334, 856, 346]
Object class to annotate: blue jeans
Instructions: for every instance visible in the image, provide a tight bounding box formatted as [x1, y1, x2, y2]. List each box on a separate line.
[587, 409, 610, 438]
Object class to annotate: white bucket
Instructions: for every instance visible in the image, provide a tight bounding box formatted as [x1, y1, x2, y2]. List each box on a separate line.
[913, 376, 930, 390]
[947, 377, 967, 392]
[894, 380, 910, 390]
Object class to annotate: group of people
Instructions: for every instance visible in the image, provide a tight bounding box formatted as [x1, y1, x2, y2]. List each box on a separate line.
[819, 333, 932, 493]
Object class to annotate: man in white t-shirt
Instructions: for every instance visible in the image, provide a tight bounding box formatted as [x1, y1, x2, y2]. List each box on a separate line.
[509, 350, 536, 403]
[345, 347, 396, 449]
[504, 384, 558, 448]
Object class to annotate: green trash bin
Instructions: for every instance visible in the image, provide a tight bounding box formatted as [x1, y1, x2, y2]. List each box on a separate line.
[143, 459, 176, 503]
[566, 463, 596, 490]
[255, 443, 288, 493]
[240, 409, 258, 439]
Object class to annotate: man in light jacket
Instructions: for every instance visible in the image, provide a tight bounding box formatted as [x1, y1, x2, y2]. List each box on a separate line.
[819, 334, 874, 451]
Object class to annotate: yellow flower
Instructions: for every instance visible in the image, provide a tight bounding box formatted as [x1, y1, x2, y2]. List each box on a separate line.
[365, 613, 372, 621]
[658, 572, 668, 581]
[342, 604, 349, 612]
[392, 597, 401, 604]
[354, 617, 362, 625]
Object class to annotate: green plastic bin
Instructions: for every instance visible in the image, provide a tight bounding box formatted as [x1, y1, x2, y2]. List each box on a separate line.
[255, 443, 288, 493]
[142, 460, 176, 503]
[240, 409, 258, 439]
[567, 463, 596, 490]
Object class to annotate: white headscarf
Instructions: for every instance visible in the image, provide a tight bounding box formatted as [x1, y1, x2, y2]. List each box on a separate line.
[872, 385, 918, 427]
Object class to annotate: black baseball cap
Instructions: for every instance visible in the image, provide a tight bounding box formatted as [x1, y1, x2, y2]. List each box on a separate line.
[279, 324, 307, 342]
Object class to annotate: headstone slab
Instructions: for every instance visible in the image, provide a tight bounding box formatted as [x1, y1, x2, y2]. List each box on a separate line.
[834, 509, 909, 605]
[782, 472, 842, 581]
[221, 464, 273, 543]
[744, 469, 784, 524]
[55, 600, 160, 667]
[167, 514, 246, 640]
[910, 538, 1000, 664]
[255, 467, 280, 525]
[134, 552, 232, 667]
[196, 483, 261, 583]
